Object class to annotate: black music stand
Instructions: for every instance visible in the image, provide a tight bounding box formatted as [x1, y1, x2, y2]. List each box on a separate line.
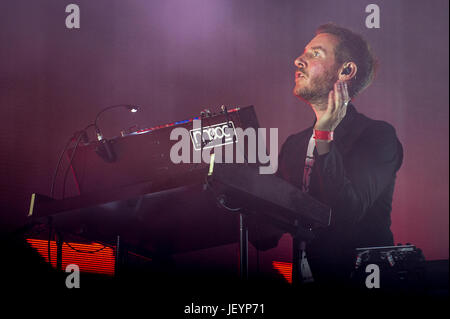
[206, 163, 331, 285]
[205, 105, 251, 280]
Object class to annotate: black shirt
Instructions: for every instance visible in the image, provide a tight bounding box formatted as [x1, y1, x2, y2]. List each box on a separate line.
[277, 104, 403, 271]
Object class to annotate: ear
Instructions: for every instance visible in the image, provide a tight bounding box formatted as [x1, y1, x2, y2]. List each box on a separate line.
[338, 62, 358, 81]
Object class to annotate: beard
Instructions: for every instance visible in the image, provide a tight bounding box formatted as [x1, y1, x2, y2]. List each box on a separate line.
[294, 67, 339, 106]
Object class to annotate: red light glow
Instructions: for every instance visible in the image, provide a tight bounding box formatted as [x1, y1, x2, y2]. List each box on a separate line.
[26, 238, 115, 276]
[272, 261, 292, 284]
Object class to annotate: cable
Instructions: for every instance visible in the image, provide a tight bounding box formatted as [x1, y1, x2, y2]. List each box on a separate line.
[64, 241, 109, 254]
[60, 124, 95, 199]
[217, 196, 242, 212]
[204, 175, 242, 212]
[50, 137, 74, 198]
[50, 124, 95, 199]
[61, 132, 84, 199]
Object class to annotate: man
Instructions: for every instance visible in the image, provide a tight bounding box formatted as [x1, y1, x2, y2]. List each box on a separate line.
[277, 23, 403, 283]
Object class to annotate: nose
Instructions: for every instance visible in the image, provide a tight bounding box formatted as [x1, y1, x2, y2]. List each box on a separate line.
[294, 56, 306, 69]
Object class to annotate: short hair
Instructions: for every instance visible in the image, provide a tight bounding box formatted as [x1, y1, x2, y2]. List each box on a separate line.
[316, 23, 377, 98]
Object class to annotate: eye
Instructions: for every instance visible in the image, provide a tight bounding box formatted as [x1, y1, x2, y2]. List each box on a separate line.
[313, 50, 320, 57]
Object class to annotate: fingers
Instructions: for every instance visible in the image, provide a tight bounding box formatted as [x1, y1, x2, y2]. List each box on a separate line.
[334, 81, 342, 111]
[325, 81, 349, 113]
[320, 81, 349, 131]
[328, 90, 334, 113]
[332, 81, 349, 119]
[342, 81, 350, 105]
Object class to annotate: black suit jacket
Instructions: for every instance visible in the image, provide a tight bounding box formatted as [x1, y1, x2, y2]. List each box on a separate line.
[277, 104, 403, 267]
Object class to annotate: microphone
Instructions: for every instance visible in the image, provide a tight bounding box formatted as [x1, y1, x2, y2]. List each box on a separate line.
[96, 138, 116, 163]
[94, 104, 140, 163]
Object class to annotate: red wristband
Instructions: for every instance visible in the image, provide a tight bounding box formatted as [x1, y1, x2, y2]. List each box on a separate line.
[314, 130, 333, 141]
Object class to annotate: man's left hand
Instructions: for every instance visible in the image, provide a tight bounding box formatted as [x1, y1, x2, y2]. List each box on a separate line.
[314, 81, 350, 132]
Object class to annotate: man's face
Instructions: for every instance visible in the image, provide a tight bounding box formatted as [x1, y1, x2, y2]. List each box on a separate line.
[293, 33, 341, 104]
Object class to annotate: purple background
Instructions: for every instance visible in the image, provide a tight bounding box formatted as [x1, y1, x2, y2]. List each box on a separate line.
[0, 0, 448, 265]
